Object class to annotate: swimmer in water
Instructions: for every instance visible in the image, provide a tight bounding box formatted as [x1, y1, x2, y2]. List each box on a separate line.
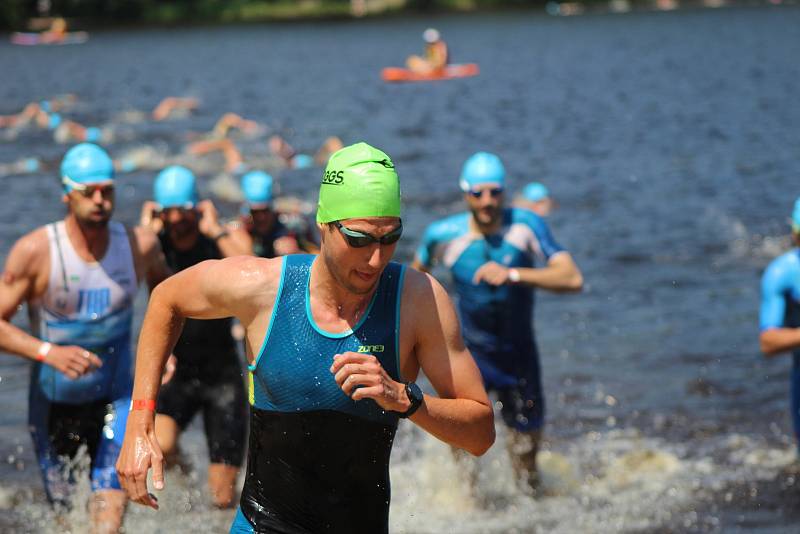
[760, 196, 800, 455]
[514, 182, 556, 217]
[138, 165, 252, 508]
[0, 143, 169, 532]
[152, 97, 201, 121]
[412, 152, 583, 492]
[116, 142, 495, 533]
[228, 170, 319, 257]
[268, 134, 343, 169]
[406, 28, 449, 74]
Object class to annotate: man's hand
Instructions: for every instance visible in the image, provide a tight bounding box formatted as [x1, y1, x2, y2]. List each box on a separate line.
[273, 236, 301, 256]
[331, 352, 409, 413]
[160, 354, 177, 385]
[116, 411, 164, 510]
[44, 345, 102, 379]
[197, 200, 223, 239]
[139, 200, 163, 234]
[472, 261, 510, 286]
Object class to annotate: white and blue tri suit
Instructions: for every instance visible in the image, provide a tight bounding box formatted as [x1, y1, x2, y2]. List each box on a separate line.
[231, 254, 405, 533]
[760, 249, 800, 450]
[28, 221, 136, 505]
[416, 207, 565, 432]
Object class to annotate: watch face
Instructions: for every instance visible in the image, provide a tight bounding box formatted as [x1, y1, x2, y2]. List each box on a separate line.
[408, 382, 423, 403]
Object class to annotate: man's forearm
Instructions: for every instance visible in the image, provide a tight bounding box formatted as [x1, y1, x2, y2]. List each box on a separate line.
[516, 256, 582, 292]
[131, 288, 185, 402]
[760, 327, 800, 356]
[409, 396, 494, 456]
[0, 318, 45, 361]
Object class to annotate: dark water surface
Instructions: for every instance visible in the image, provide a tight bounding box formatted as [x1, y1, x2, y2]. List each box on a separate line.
[2, 6, 800, 533]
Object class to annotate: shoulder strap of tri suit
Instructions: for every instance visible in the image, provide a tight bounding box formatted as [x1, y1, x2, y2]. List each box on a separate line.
[49, 223, 69, 292]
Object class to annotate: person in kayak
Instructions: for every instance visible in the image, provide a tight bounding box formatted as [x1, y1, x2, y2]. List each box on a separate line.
[406, 28, 449, 74]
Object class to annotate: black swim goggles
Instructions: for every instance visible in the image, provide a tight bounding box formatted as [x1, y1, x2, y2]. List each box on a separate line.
[334, 220, 403, 248]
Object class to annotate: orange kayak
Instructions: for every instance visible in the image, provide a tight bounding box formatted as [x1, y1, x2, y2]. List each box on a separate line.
[381, 63, 479, 83]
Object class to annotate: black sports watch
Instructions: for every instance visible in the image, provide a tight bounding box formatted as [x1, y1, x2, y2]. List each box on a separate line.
[398, 382, 423, 419]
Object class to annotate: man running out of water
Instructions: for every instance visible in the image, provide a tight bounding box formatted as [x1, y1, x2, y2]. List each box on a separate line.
[406, 28, 449, 74]
[139, 165, 252, 508]
[0, 143, 169, 532]
[760, 197, 800, 453]
[228, 170, 318, 257]
[117, 142, 495, 533]
[412, 152, 583, 491]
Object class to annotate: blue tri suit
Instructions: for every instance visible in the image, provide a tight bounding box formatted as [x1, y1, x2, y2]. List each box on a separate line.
[415, 207, 566, 432]
[760, 248, 800, 450]
[231, 254, 405, 533]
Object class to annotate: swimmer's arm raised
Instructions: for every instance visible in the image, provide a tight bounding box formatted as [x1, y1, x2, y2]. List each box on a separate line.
[405, 271, 495, 456]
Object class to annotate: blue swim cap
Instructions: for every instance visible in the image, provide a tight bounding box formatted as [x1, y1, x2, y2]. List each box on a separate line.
[60, 143, 114, 192]
[154, 165, 199, 209]
[522, 182, 549, 202]
[48, 113, 62, 130]
[459, 152, 506, 192]
[241, 171, 274, 207]
[85, 126, 101, 143]
[40, 100, 51, 113]
[792, 197, 800, 232]
[292, 154, 314, 169]
[23, 158, 40, 173]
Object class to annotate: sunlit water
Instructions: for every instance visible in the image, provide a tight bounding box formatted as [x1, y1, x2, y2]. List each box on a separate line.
[2, 5, 800, 532]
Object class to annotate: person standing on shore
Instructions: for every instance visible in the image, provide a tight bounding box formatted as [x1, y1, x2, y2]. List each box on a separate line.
[760, 197, 800, 454]
[116, 142, 495, 533]
[0, 143, 169, 532]
[412, 151, 583, 491]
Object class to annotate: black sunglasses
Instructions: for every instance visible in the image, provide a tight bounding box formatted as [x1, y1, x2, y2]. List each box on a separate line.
[468, 187, 504, 198]
[334, 220, 403, 248]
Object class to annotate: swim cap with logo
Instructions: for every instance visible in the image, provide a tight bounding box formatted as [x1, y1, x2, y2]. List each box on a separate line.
[792, 197, 800, 233]
[521, 182, 549, 202]
[316, 142, 401, 223]
[60, 142, 114, 192]
[459, 152, 506, 192]
[154, 165, 199, 209]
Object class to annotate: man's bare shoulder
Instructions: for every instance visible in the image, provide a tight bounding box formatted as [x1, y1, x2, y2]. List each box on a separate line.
[5, 226, 49, 275]
[402, 265, 448, 305]
[212, 255, 283, 299]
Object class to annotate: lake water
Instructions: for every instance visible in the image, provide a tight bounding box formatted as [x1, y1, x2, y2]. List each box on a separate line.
[1, 5, 800, 532]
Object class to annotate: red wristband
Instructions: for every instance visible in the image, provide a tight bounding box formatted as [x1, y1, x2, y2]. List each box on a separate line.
[130, 399, 156, 411]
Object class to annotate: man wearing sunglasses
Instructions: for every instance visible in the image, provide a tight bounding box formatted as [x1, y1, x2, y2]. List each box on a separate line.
[117, 142, 494, 533]
[412, 151, 583, 492]
[0, 143, 170, 532]
[138, 165, 252, 509]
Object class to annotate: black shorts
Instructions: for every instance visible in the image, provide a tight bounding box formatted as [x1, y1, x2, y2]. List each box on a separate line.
[157, 359, 248, 467]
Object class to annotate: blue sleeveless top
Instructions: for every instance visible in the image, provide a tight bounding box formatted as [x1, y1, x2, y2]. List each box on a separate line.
[249, 253, 405, 423]
[238, 254, 407, 533]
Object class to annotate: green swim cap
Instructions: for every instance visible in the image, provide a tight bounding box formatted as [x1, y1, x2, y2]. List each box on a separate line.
[316, 142, 401, 223]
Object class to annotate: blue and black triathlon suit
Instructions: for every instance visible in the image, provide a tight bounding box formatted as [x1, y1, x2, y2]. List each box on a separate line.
[231, 254, 406, 534]
[760, 248, 800, 450]
[416, 207, 565, 432]
[29, 221, 136, 505]
[157, 232, 247, 467]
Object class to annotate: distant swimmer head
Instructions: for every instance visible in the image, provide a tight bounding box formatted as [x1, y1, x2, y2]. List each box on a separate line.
[459, 151, 506, 192]
[241, 171, 274, 208]
[84, 126, 102, 143]
[423, 28, 441, 43]
[154, 165, 199, 210]
[60, 143, 114, 193]
[316, 142, 401, 223]
[792, 197, 800, 234]
[48, 112, 62, 130]
[521, 182, 549, 202]
[292, 154, 314, 170]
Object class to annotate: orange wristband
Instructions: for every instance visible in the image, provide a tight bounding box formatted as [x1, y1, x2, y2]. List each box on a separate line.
[130, 399, 156, 411]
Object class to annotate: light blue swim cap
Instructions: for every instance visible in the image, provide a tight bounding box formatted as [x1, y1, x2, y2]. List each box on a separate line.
[522, 182, 549, 202]
[792, 197, 800, 232]
[85, 126, 101, 143]
[23, 158, 40, 173]
[154, 165, 198, 209]
[40, 100, 51, 113]
[60, 143, 114, 192]
[241, 171, 274, 206]
[292, 154, 314, 169]
[48, 113, 62, 130]
[459, 152, 506, 192]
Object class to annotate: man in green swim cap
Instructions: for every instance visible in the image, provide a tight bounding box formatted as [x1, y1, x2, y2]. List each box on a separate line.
[117, 142, 495, 533]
